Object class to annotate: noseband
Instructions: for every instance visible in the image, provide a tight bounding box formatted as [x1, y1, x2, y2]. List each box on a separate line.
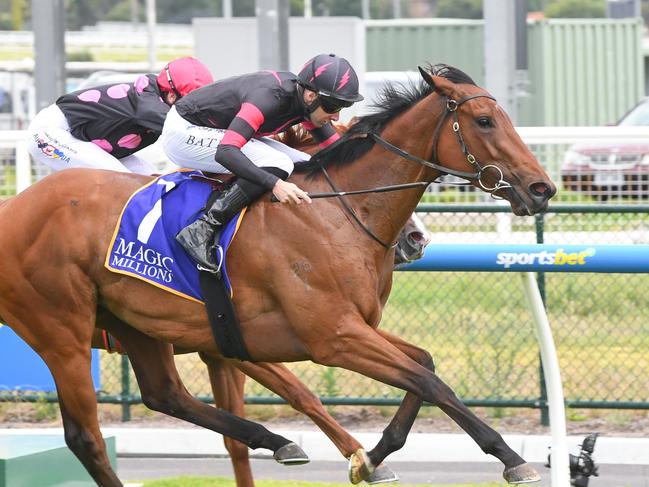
[322, 91, 513, 249]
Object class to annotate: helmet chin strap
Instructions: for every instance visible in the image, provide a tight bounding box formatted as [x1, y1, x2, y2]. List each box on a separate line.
[298, 84, 321, 115]
[306, 98, 321, 115]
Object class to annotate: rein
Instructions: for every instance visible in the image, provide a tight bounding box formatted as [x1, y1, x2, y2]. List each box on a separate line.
[317, 91, 512, 249]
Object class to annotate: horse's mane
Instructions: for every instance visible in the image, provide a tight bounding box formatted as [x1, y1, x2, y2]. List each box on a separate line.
[293, 63, 476, 177]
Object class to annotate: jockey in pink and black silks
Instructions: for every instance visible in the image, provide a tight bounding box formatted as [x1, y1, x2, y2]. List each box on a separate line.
[164, 53, 364, 273]
[25, 57, 213, 175]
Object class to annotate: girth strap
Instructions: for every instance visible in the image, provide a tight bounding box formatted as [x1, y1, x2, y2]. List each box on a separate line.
[199, 270, 253, 361]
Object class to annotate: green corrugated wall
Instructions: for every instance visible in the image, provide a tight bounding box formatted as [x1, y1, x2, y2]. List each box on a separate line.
[365, 18, 644, 126]
[366, 19, 485, 84]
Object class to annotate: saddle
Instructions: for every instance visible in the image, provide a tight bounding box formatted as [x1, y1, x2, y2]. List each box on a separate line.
[105, 170, 252, 361]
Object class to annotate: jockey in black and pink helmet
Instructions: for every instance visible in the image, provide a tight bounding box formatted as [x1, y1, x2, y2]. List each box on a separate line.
[164, 53, 364, 273]
[297, 53, 364, 115]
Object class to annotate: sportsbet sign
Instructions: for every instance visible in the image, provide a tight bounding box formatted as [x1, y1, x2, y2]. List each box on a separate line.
[403, 244, 649, 273]
[496, 248, 596, 269]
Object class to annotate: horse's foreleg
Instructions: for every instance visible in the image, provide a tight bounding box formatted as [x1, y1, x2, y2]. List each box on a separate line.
[4, 298, 121, 486]
[365, 329, 433, 469]
[43, 344, 122, 486]
[99, 317, 306, 462]
[199, 353, 255, 487]
[310, 320, 538, 484]
[234, 360, 400, 485]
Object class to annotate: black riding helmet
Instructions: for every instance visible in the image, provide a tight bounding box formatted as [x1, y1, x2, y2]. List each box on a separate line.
[298, 53, 364, 113]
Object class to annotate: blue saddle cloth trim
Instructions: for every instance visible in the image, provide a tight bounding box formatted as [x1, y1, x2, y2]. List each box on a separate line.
[105, 170, 243, 302]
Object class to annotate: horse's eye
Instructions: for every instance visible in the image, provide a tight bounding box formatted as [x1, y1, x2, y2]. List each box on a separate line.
[477, 117, 492, 128]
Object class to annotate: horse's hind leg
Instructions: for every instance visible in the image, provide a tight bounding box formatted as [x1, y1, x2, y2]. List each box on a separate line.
[199, 354, 255, 487]
[98, 314, 307, 463]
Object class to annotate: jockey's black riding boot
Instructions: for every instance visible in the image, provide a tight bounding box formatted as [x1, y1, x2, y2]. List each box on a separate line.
[176, 183, 251, 273]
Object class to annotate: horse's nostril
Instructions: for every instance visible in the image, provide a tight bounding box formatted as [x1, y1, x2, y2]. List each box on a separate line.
[529, 182, 554, 198]
[408, 232, 424, 244]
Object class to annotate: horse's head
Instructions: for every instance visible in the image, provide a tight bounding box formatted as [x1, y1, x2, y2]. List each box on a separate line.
[418, 65, 556, 216]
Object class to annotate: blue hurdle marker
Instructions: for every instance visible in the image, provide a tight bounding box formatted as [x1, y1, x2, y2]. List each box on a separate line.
[401, 244, 649, 487]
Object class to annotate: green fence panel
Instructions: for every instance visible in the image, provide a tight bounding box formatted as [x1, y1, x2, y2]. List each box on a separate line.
[366, 19, 485, 82]
[521, 18, 644, 126]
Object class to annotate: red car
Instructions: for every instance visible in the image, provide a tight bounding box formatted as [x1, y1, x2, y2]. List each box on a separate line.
[561, 99, 649, 199]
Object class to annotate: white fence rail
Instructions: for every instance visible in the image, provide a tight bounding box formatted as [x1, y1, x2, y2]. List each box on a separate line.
[3, 127, 649, 201]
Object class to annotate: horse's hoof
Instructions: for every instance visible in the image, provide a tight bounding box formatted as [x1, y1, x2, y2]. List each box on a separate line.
[503, 463, 541, 484]
[348, 448, 374, 484]
[273, 442, 310, 465]
[366, 463, 399, 484]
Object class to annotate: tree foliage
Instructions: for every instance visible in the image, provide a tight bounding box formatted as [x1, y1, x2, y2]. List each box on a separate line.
[544, 0, 606, 18]
[436, 0, 483, 19]
[8, 0, 647, 31]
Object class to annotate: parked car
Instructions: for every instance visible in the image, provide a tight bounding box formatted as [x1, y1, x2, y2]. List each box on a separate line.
[561, 98, 649, 199]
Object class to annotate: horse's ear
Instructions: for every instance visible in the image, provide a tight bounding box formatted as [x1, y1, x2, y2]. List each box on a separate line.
[419, 66, 456, 98]
[418, 66, 435, 88]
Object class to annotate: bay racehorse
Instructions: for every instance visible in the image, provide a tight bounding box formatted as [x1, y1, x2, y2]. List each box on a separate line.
[0, 64, 555, 486]
[92, 123, 430, 486]
[92, 212, 430, 486]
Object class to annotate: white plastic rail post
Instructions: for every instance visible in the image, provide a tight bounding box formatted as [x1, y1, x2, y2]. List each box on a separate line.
[15, 140, 32, 193]
[521, 272, 570, 487]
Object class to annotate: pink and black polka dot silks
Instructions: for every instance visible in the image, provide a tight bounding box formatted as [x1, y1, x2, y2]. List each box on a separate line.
[56, 74, 169, 159]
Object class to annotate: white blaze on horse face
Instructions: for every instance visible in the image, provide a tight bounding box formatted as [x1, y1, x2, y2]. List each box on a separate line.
[403, 213, 431, 247]
[398, 213, 432, 262]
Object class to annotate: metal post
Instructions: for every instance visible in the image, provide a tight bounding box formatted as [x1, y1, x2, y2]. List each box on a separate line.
[130, 0, 138, 27]
[146, 0, 156, 72]
[257, 0, 289, 71]
[483, 0, 517, 122]
[362, 0, 370, 19]
[392, 0, 401, 18]
[121, 355, 131, 422]
[223, 0, 232, 18]
[278, 0, 289, 70]
[31, 0, 66, 112]
[536, 213, 550, 426]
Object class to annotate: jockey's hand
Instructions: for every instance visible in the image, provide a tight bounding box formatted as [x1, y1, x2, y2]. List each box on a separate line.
[272, 179, 312, 205]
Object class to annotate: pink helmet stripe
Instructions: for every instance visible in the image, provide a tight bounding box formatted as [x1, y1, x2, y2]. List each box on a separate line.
[336, 68, 351, 92]
[314, 62, 333, 78]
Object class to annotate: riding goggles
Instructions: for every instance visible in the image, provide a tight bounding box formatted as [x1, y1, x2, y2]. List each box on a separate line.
[319, 95, 353, 114]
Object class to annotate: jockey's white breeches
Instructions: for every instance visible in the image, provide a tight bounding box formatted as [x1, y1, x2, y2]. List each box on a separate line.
[25, 104, 156, 175]
[160, 106, 310, 177]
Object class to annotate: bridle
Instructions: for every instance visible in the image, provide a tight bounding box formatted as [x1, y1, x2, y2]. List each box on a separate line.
[321, 92, 513, 249]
